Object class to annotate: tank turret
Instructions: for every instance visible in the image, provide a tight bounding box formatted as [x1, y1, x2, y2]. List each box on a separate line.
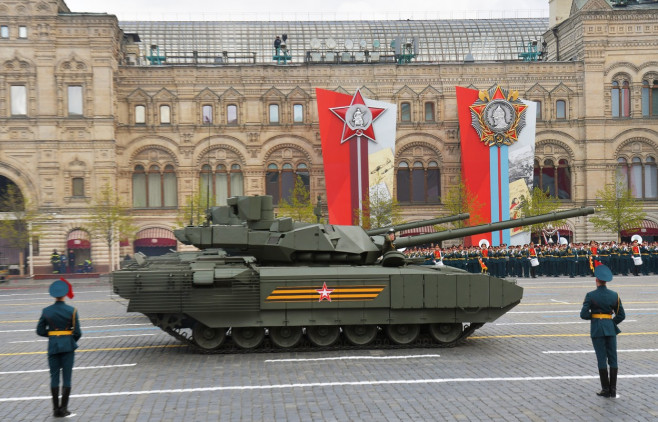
[173, 195, 594, 265]
[364, 213, 470, 236]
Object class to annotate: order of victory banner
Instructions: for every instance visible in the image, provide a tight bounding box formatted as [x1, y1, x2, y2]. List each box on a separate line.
[456, 85, 537, 246]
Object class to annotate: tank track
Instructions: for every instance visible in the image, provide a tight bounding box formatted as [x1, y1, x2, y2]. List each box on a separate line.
[159, 322, 484, 355]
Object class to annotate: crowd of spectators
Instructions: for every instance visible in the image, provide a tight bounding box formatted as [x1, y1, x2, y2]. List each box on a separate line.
[402, 240, 654, 278]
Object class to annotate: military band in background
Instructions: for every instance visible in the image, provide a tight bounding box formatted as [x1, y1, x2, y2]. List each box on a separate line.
[403, 240, 654, 277]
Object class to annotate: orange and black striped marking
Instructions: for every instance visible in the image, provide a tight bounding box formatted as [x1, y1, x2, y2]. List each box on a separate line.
[266, 284, 386, 302]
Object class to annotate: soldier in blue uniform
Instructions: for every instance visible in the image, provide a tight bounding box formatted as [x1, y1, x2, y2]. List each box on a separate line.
[36, 278, 82, 417]
[580, 265, 625, 398]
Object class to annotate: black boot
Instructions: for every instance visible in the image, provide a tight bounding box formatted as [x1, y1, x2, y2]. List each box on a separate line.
[60, 387, 71, 417]
[597, 368, 611, 397]
[610, 367, 618, 398]
[51, 387, 62, 417]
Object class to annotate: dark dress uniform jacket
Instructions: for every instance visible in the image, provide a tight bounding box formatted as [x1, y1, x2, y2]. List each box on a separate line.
[580, 285, 625, 337]
[36, 302, 82, 354]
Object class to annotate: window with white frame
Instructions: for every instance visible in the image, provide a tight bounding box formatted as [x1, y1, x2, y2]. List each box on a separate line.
[68, 86, 83, 116]
[10, 85, 27, 116]
[160, 105, 171, 124]
[135, 105, 146, 124]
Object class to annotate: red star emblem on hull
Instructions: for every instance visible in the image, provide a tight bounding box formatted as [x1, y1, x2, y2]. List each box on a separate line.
[329, 89, 386, 144]
[316, 282, 334, 302]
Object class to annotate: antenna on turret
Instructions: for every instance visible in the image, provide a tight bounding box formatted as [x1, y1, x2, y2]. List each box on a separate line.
[189, 194, 194, 226]
[314, 194, 323, 223]
[204, 113, 212, 225]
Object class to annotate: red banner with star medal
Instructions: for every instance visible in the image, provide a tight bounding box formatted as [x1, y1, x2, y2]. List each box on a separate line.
[316, 88, 396, 225]
[457, 85, 536, 246]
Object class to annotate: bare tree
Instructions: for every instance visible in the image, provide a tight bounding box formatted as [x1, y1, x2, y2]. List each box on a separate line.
[277, 176, 317, 223]
[439, 175, 486, 245]
[590, 179, 646, 243]
[85, 183, 135, 271]
[0, 184, 40, 276]
[517, 187, 565, 244]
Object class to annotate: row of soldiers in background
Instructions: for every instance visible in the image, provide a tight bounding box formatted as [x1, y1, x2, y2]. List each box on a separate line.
[403, 240, 652, 278]
[50, 250, 93, 274]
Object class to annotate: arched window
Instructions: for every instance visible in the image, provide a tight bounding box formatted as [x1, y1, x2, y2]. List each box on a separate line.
[612, 80, 631, 118]
[133, 164, 177, 208]
[296, 163, 310, 191]
[631, 157, 643, 198]
[281, 163, 295, 202]
[616, 156, 658, 199]
[645, 157, 657, 199]
[427, 161, 440, 200]
[132, 165, 146, 207]
[412, 161, 425, 202]
[159, 105, 171, 124]
[199, 163, 244, 205]
[535, 101, 542, 120]
[265, 163, 310, 205]
[642, 79, 658, 117]
[202, 105, 213, 123]
[533, 159, 571, 199]
[616, 157, 629, 189]
[424, 102, 435, 122]
[135, 105, 146, 124]
[227, 104, 238, 125]
[269, 104, 279, 124]
[396, 161, 410, 202]
[230, 164, 244, 199]
[293, 104, 304, 123]
[266, 164, 279, 202]
[556, 100, 566, 119]
[396, 161, 440, 204]
[148, 165, 162, 206]
[400, 102, 411, 122]
[557, 159, 571, 199]
[541, 159, 556, 196]
[163, 165, 178, 207]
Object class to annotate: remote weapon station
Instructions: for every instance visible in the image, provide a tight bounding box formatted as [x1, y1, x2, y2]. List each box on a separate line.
[112, 195, 594, 352]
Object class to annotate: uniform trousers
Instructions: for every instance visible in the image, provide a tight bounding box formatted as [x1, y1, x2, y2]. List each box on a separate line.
[591, 336, 618, 369]
[48, 351, 75, 387]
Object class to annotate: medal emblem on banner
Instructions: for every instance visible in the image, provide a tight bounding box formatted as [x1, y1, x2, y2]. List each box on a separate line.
[469, 85, 528, 147]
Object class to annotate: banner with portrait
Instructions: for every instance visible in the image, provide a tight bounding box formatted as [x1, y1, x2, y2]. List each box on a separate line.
[456, 85, 536, 246]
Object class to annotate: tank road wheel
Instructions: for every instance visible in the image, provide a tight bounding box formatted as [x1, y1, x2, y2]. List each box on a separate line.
[343, 325, 378, 346]
[385, 324, 421, 345]
[269, 326, 303, 348]
[429, 323, 463, 344]
[231, 327, 265, 349]
[306, 326, 341, 347]
[192, 322, 226, 350]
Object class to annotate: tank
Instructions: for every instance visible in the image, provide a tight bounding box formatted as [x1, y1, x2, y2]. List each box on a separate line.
[112, 195, 594, 352]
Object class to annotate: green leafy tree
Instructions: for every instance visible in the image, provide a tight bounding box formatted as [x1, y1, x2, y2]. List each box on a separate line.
[440, 175, 486, 229]
[517, 187, 565, 243]
[85, 183, 136, 271]
[355, 190, 404, 230]
[590, 179, 646, 243]
[0, 184, 41, 276]
[277, 176, 316, 223]
[176, 188, 215, 228]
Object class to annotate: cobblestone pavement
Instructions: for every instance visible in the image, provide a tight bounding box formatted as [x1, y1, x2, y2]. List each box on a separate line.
[0, 274, 656, 421]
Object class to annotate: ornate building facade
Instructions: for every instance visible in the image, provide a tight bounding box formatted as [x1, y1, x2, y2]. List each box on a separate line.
[1, 0, 657, 273]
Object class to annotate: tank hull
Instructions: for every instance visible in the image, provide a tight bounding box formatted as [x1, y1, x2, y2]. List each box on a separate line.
[112, 251, 522, 350]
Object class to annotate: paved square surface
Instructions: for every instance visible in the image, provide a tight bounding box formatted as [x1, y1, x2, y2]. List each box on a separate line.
[1, 274, 656, 421]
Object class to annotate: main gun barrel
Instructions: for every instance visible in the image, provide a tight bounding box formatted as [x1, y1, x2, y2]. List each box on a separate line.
[366, 213, 470, 236]
[394, 207, 595, 249]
